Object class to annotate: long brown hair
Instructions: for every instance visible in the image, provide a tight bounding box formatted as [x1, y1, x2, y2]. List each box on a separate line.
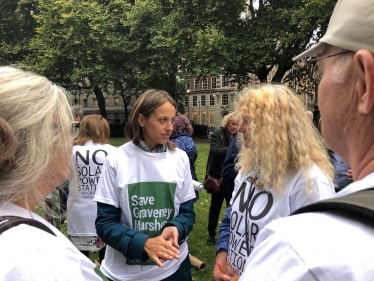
[75, 114, 110, 145]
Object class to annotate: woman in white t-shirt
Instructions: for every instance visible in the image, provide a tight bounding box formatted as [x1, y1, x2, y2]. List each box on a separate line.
[94, 89, 196, 281]
[213, 85, 335, 280]
[0, 66, 107, 280]
[67, 114, 118, 264]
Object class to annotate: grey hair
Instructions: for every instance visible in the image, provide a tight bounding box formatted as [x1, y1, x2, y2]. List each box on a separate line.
[0, 66, 74, 209]
[332, 51, 354, 84]
[71, 105, 83, 121]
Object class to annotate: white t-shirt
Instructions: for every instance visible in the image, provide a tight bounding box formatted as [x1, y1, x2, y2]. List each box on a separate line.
[228, 165, 334, 275]
[67, 141, 118, 236]
[239, 172, 374, 281]
[0, 203, 105, 281]
[94, 142, 196, 281]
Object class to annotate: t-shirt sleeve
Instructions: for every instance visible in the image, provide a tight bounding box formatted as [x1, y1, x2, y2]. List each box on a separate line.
[94, 155, 121, 208]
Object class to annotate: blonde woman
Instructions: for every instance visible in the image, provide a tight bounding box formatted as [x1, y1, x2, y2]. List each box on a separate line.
[0, 66, 106, 280]
[206, 112, 239, 246]
[213, 85, 335, 280]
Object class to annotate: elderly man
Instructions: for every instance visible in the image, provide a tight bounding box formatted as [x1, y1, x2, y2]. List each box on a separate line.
[238, 1, 374, 280]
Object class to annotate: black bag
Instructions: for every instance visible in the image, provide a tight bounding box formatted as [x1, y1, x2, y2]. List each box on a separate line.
[203, 174, 223, 194]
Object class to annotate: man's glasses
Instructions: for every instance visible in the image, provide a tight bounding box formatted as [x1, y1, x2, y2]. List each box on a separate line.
[308, 50, 352, 62]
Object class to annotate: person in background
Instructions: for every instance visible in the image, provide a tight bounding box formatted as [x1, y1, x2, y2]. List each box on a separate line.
[169, 114, 199, 201]
[94, 89, 195, 281]
[0, 66, 106, 280]
[58, 105, 84, 225]
[206, 112, 239, 246]
[67, 114, 117, 264]
[222, 134, 239, 188]
[214, 85, 335, 280]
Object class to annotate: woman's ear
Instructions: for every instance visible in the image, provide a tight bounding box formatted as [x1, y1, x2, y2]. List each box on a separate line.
[138, 114, 145, 127]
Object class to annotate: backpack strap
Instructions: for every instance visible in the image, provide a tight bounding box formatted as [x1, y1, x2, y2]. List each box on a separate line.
[0, 216, 56, 236]
[292, 188, 374, 226]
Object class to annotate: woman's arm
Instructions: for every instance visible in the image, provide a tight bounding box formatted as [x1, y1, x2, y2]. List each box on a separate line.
[162, 198, 195, 245]
[95, 202, 149, 261]
[216, 205, 232, 253]
[96, 202, 180, 267]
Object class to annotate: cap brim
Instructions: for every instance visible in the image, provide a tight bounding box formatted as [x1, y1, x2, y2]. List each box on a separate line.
[293, 42, 326, 61]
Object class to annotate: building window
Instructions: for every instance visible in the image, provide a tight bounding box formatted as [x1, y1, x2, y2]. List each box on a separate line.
[194, 79, 199, 90]
[202, 78, 208, 89]
[210, 95, 215, 106]
[222, 75, 229, 87]
[83, 99, 88, 107]
[184, 95, 188, 107]
[193, 111, 198, 124]
[193, 96, 197, 106]
[211, 77, 217, 89]
[201, 112, 206, 124]
[222, 94, 229, 105]
[201, 95, 206, 106]
[114, 97, 120, 105]
[210, 111, 215, 125]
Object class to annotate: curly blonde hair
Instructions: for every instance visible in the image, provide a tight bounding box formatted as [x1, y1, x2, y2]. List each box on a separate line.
[235, 84, 333, 193]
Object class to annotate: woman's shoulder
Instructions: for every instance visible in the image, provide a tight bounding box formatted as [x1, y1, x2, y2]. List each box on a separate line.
[1, 223, 98, 280]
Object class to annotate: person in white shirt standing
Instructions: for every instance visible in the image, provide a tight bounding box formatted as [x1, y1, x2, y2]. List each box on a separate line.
[67, 114, 118, 264]
[94, 89, 195, 281]
[239, 1, 374, 280]
[0, 66, 107, 281]
[214, 85, 335, 280]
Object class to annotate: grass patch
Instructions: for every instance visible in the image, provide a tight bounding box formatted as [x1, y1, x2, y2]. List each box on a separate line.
[39, 138, 222, 281]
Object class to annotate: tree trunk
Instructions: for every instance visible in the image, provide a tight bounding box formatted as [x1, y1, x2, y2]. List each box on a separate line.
[272, 61, 293, 83]
[120, 92, 130, 120]
[93, 86, 107, 119]
[168, 73, 177, 102]
[256, 65, 271, 83]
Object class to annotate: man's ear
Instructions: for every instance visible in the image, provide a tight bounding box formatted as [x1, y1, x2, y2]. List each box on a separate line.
[138, 114, 145, 127]
[354, 50, 374, 114]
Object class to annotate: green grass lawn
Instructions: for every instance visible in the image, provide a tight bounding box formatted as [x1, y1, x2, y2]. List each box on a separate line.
[40, 138, 223, 281]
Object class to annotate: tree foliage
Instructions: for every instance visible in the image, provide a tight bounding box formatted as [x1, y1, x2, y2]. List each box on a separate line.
[187, 0, 336, 87]
[1, 0, 337, 116]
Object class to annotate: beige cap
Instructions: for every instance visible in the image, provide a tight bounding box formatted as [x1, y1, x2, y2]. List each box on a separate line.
[293, 0, 374, 61]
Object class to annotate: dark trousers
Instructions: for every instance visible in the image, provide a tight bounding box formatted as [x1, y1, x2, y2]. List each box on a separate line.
[58, 180, 69, 224]
[81, 246, 106, 264]
[106, 254, 192, 281]
[208, 190, 232, 237]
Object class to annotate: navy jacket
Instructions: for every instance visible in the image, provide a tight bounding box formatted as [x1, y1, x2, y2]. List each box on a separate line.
[169, 132, 198, 181]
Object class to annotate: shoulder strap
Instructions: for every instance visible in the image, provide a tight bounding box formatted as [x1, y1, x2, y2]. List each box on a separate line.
[0, 216, 56, 236]
[292, 188, 374, 226]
